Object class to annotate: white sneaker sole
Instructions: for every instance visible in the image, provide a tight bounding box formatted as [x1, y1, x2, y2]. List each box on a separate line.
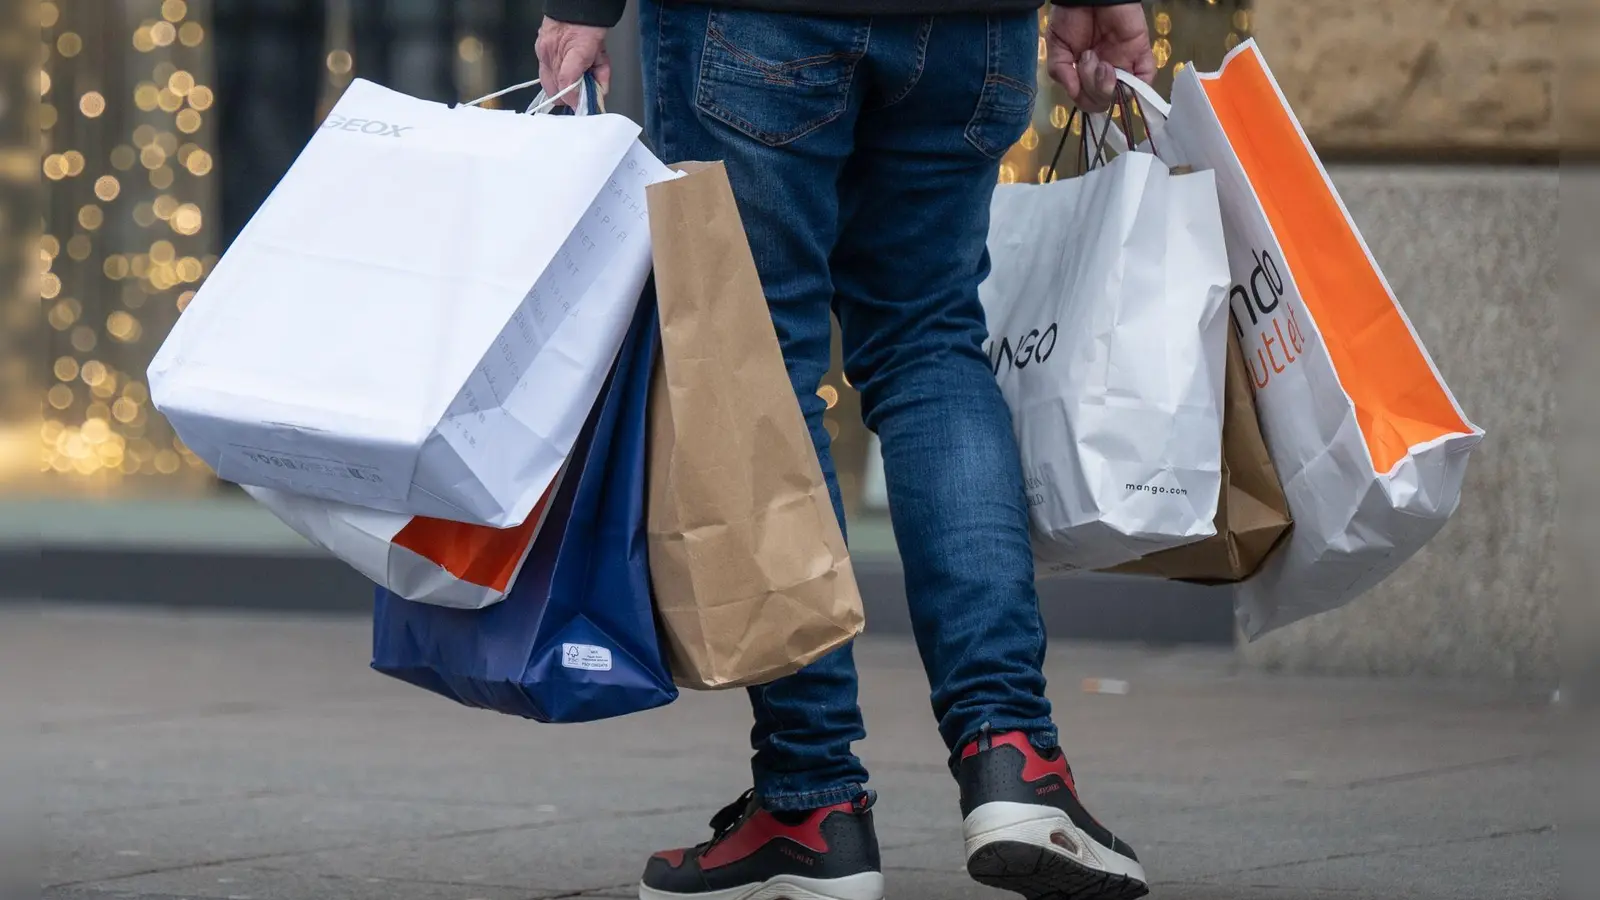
[638, 871, 884, 900]
[963, 801, 1149, 900]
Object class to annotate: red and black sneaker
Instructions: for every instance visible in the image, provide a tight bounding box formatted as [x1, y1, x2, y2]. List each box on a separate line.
[958, 730, 1149, 900]
[639, 789, 884, 900]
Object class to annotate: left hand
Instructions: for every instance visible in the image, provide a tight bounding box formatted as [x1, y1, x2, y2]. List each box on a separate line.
[1046, 4, 1157, 113]
[535, 17, 611, 108]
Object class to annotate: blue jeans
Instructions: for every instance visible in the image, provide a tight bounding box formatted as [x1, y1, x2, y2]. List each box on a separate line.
[641, 0, 1056, 812]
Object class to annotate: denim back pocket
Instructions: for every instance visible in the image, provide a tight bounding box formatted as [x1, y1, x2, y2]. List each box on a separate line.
[964, 15, 1039, 160]
[695, 9, 869, 147]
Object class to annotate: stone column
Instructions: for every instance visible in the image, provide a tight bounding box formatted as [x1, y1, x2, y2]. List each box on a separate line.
[1240, 1, 1560, 681]
[1250, 0, 1559, 158]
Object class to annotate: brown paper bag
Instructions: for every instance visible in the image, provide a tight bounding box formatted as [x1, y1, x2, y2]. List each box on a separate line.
[645, 163, 865, 690]
[1108, 329, 1292, 583]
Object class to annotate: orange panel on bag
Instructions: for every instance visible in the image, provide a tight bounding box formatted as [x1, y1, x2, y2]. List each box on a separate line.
[1200, 47, 1471, 474]
[392, 478, 559, 592]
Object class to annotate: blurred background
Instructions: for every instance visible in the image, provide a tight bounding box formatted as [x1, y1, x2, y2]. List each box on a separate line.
[3, 0, 1560, 675]
[8, 0, 1247, 497]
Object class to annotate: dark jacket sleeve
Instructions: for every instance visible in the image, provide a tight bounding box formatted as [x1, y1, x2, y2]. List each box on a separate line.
[543, 0, 627, 28]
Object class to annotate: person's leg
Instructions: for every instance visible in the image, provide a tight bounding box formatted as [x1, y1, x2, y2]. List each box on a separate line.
[638, 7, 884, 899]
[641, 0, 869, 815]
[831, 13, 1147, 899]
[832, 11, 1052, 770]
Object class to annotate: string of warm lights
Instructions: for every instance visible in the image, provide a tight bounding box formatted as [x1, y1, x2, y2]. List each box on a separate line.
[36, 0, 216, 489]
[0, 0, 40, 485]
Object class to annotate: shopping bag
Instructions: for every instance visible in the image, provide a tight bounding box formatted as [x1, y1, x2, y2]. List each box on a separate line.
[371, 294, 677, 722]
[242, 472, 564, 609]
[645, 163, 865, 690]
[149, 75, 675, 527]
[1098, 43, 1484, 636]
[979, 151, 1232, 573]
[1107, 330, 1292, 583]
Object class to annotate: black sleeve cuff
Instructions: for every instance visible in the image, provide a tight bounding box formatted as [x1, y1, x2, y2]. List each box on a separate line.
[543, 0, 626, 28]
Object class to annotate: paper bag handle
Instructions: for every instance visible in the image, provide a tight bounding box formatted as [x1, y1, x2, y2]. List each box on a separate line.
[530, 73, 606, 116]
[1043, 83, 1146, 182]
[462, 73, 605, 116]
[1042, 68, 1174, 180]
[1090, 69, 1173, 157]
[1108, 68, 1171, 120]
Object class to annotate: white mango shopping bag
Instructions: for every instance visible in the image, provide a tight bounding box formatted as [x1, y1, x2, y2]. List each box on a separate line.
[150, 77, 675, 527]
[1101, 43, 1484, 636]
[243, 467, 563, 609]
[980, 150, 1232, 572]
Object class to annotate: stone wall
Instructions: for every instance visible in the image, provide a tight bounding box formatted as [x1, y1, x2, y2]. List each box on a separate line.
[1239, 166, 1559, 682]
[1240, 3, 1562, 681]
[1251, 1, 1560, 156]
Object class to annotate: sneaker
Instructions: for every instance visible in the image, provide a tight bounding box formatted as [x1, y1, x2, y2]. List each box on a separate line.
[639, 789, 885, 900]
[958, 730, 1149, 899]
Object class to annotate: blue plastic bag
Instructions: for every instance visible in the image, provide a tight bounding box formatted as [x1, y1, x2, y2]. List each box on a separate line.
[372, 294, 677, 723]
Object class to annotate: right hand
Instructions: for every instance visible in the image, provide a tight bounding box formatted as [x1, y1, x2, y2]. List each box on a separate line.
[1046, 3, 1157, 113]
[535, 17, 612, 108]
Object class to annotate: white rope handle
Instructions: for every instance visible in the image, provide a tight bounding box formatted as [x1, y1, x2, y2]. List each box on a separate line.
[463, 77, 598, 115]
[528, 78, 595, 115]
[464, 78, 543, 108]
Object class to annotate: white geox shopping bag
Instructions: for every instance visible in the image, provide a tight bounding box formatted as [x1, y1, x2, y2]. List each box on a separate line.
[150, 77, 674, 527]
[1100, 44, 1484, 636]
[243, 469, 562, 609]
[980, 150, 1232, 572]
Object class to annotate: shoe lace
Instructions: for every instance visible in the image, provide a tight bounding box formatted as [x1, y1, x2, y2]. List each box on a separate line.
[701, 788, 757, 850]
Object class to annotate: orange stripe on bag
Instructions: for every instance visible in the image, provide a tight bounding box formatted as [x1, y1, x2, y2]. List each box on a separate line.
[392, 477, 559, 592]
[1200, 48, 1471, 474]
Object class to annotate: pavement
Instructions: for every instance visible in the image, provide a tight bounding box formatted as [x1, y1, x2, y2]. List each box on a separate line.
[11, 605, 1557, 900]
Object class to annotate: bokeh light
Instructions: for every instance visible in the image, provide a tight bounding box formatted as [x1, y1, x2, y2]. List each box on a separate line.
[29, 0, 217, 491]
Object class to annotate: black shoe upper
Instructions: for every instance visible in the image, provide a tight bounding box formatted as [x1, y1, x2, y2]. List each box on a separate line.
[642, 790, 881, 894]
[958, 730, 1140, 863]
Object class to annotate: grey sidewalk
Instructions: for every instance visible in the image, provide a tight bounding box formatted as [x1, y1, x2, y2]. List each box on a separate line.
[16, 606, 1556, 900]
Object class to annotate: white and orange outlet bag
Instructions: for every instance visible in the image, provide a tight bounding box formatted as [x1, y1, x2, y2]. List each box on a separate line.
[245, 472, 562, 610]
[1104, 41, 1484, 637]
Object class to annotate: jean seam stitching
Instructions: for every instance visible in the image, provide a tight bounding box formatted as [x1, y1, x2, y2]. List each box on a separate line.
[987, 73, 1036, 99]
[693, 17, 864, 147]
[962, 16, 1000, 158]
[697, 91, 851, 147]
[708, 26, 854, 75]
[963, 17, 1032, 160]
[705, 11, 865, 75]
[875, 17, 932, 110]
